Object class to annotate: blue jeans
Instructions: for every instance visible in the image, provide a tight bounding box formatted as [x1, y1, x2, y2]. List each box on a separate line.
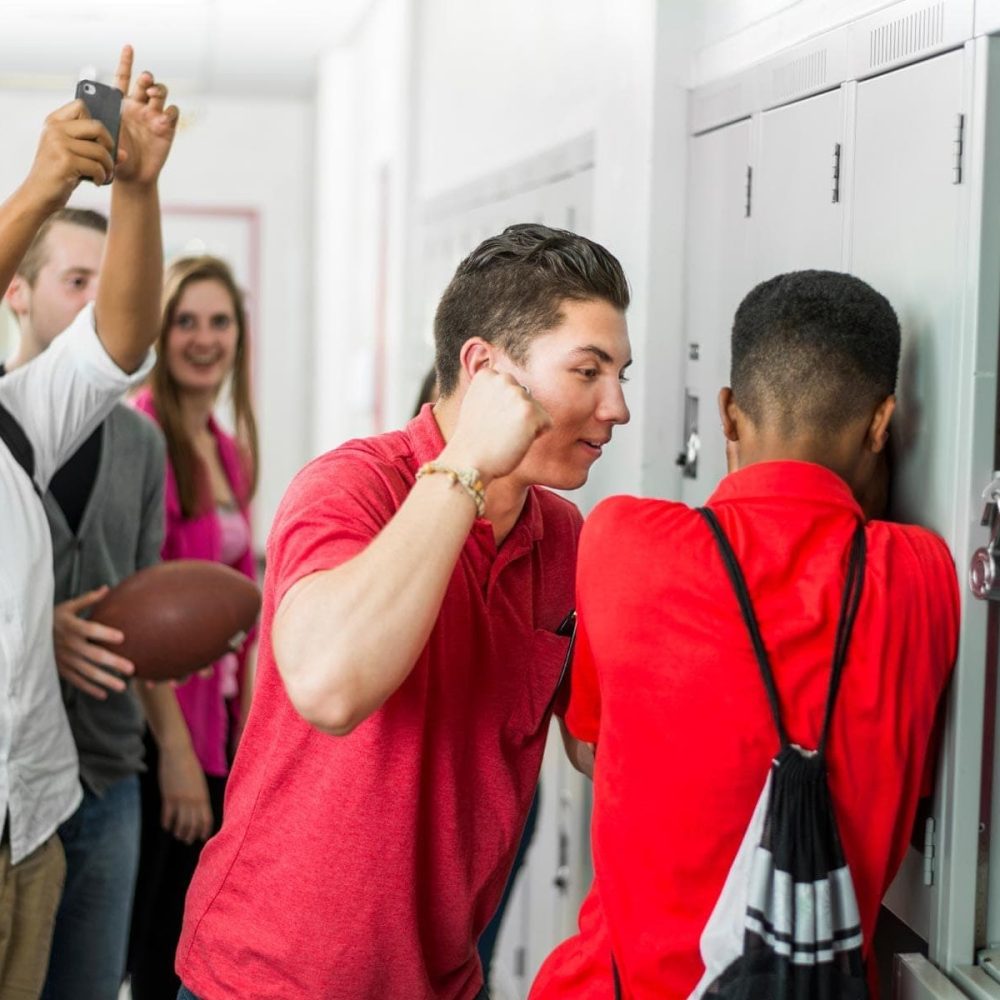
[41, 775, 141, 1000]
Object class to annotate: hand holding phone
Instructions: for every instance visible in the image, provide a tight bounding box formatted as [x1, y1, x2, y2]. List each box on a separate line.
[75, 79, 122, 181]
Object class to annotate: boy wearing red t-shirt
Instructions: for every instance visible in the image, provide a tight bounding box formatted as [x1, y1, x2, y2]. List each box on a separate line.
[531, 270, 959, 1000]
[176, 224, 633, 999]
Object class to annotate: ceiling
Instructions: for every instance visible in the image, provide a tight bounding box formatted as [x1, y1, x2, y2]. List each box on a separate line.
[0, 0, 376, 99]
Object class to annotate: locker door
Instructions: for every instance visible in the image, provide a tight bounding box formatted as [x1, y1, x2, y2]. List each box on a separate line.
[848, 46, 979, 965]
[680, 120, 752, 506]
[850, 49, 967, 538]
[752, 88, 845, 280]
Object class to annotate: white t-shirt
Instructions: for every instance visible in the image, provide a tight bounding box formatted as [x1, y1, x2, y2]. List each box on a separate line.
[0, 304, 153, 863]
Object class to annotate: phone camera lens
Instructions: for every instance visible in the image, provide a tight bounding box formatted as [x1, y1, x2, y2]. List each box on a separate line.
[83, 83, 96, 95]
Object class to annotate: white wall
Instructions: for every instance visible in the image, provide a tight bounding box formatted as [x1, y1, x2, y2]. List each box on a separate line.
[0, 90, 314, 546]
[313, 0, 413, 454]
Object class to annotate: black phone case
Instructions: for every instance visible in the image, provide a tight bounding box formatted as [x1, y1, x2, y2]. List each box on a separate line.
[75, 80, 122, 161]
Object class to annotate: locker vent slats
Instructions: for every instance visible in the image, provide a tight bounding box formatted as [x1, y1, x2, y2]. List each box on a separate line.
[772, 49, 828, 103]
[868, 2, 945, 70]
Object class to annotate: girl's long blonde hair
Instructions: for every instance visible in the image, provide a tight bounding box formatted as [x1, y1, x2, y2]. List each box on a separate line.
[151, 255, 259, 519]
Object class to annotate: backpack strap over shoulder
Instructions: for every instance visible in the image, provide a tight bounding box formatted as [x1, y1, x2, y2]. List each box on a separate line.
[0, 396, 38, 493]
[697, 506, 866, 755]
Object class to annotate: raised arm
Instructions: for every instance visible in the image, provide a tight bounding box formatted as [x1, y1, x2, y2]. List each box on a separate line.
[0, 101, 114, 297]
[94, 46, 179, 373]
[273, 370, 551, 735]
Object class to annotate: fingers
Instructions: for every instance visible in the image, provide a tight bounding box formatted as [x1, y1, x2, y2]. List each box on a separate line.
[56, 650, 130, 694]
[60, 585, 110, 615]
[58, 611, 126, 649]
[63, 635, 134, 675]
[66, 149, 112, 187]
[163, 796, 212, 844]
[529, 395, 553, 435]
[75, 619, 126, 649]
[146, 81, 167, 113]
[172, 802, 195, 844]
[130, 69, 153, 102]
[58, 665, 110, 701]
[55, 612, 133, 671]
[46, 99, 88, 124]
[113, 44, 134, 95]
[64, 119, 115, 154]
[160, 794, 177, 835]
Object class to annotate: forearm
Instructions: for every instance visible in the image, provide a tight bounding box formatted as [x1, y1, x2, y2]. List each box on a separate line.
[137, 682, 194, 753]
[559, 718, 595, 779]
[95, 182, 163, 373]
[274, 473, 477, 734]
[238, 642, 257, 725]
[0, 185, 54, 298]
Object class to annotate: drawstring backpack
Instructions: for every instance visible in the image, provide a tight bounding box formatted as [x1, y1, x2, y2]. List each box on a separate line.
[686, 506, 869, 1000]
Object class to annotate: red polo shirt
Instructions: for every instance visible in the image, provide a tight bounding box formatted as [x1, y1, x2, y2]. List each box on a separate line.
[177, 405, 581, 999]
[530, 461, 958, 1000]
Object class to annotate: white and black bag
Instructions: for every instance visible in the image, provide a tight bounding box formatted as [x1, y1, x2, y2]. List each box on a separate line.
[686, 507, 869, 1000]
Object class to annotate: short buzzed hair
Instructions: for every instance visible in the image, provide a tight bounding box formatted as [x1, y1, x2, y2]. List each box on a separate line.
[433, 223, 630, 396]
[731, 270, 900, 436]
[17, 208, 108, 285]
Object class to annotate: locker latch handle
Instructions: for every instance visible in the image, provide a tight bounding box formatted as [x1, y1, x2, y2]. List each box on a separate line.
[969, 472, 1000, 600]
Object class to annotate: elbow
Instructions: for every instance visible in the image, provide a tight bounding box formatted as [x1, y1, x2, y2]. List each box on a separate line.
[277, 647, 368, 737]
[296, 687, 365, 737]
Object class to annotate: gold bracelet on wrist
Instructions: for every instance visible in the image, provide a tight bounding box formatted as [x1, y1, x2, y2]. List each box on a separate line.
[415, 461, 486, 517]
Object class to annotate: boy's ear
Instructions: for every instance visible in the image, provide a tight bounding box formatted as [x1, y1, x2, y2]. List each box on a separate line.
[718, 387, 740, 442]
[868, 395, 896, 453]
[4, 275, 29, 318]
[456, 338, 494, 385]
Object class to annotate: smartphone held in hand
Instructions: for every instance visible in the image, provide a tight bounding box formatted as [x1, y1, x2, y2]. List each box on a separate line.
[75, 79, 122, 174]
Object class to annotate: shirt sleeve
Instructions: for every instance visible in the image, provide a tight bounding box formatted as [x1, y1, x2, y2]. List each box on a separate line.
[0, 304, 154, 490]
[267, 446, 405, 608]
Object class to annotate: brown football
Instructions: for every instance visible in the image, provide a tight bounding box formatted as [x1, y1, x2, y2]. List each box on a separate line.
[90, 560, 261, 682]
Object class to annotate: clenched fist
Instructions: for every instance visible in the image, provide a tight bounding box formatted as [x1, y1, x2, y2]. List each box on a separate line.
[439, 369, 552, 484]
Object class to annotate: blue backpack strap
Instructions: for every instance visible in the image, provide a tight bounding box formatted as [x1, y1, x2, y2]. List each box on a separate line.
[0, 396, 39, 494]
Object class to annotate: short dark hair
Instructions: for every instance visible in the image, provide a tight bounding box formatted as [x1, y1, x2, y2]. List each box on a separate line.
[17, 208, 108, 285]
[433, 223, 630, 396]
[731, 270, 900, 435]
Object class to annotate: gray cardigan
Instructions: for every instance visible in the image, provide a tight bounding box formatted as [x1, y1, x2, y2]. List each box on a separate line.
[47, 403, 166, 795]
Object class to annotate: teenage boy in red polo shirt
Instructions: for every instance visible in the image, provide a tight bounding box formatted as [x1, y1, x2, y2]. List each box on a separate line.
[176, 224, 633, 1000]
[531, 270, 959, 1000]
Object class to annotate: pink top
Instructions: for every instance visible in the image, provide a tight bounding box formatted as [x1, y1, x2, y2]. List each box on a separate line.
[133, 388, 258, 776]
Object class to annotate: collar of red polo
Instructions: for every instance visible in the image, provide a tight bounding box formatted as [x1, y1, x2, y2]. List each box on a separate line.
[708, 459, 864, 517]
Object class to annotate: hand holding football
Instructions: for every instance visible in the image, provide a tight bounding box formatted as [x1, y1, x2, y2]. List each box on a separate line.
[90, 560, 261, 682]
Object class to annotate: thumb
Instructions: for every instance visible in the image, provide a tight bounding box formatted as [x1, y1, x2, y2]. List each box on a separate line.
[49, 99, 87, 123]
[63, 585, 110, 614]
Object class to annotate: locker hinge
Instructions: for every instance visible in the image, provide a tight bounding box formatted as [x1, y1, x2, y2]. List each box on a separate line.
[553, 829, 570, 893]
[514, 945, 527, 978]
[745, 165, 753, 217]
[923, 816, 936, 886]
[832, 143, 842, 204]
[953, 113, 965, 185]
